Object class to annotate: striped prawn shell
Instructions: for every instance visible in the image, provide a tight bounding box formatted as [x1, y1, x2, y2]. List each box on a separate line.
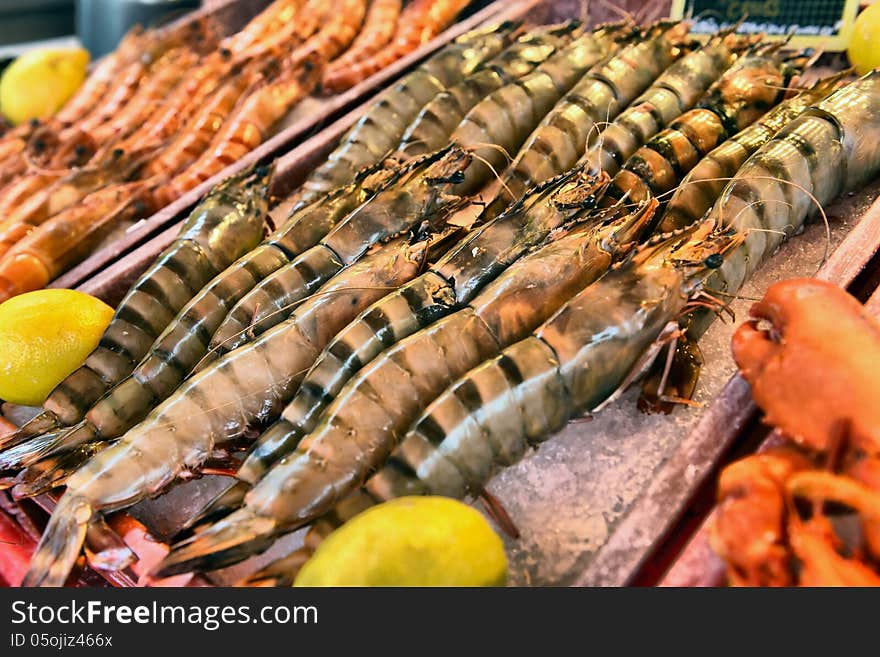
[479, 22, 686, 218]
[603, 46, 803, 207]
[291, 21, 519, 210]
[447, 26, 623, 198]
[238, 204, 653, 523]
[702, 70, 880, 303]
[67, 149, 466, 448]
[657, 72, 850, 233]
[156, 54, 323, 206]
[35, 168, 271, 429]
[190, 154, 413, 367]
[45, 235, 439, 518]
[34, 158, 406, 447]
[396, 21, 581, 159]
[207, 147, 472, 357]
[220, 0, 301, 55]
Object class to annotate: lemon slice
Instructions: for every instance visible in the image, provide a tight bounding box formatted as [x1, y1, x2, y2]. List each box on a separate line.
[0, 289, 112, 406]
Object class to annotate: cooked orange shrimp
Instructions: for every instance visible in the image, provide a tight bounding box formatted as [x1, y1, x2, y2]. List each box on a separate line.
[153, 54, 322, 205]
[320, 0, 469, 93]
[322, 0, 403, 92]
[0, 182, 152, 302]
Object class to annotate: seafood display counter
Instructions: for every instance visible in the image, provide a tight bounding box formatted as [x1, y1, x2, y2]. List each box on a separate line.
[1, 0, 879, 587]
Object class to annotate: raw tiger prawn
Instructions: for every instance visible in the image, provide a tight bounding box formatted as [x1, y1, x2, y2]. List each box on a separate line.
[1, 156, 411, 477]
[203, 29, 619, 360]
[319, 0, 470, 94]
[395, 21, 585, 158]
[0, 147, 158, 261]
[657, 69, 851, 233]
[184, 198, 657, 549]
[17, 228, 459, 500]
[192, 146, 473, 358]
[713, 279, 880, 586]
[600, 42, 808, 209]
[202, 26, 693, 482]
[4, 148, 472, 491]
[638, 68, 877, 412]
[320, 0, 403, 92]
[184, 168, 615, 520]
[642, 68, 877, 414]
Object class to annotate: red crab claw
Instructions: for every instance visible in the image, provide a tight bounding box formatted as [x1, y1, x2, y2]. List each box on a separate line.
[732, 278, 880, 454]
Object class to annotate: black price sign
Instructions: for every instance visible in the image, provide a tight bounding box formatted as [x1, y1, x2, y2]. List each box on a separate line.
[670, 0, 861, 50]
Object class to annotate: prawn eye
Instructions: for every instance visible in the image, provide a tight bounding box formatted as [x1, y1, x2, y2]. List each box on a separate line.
[704, 253, 723, 269]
